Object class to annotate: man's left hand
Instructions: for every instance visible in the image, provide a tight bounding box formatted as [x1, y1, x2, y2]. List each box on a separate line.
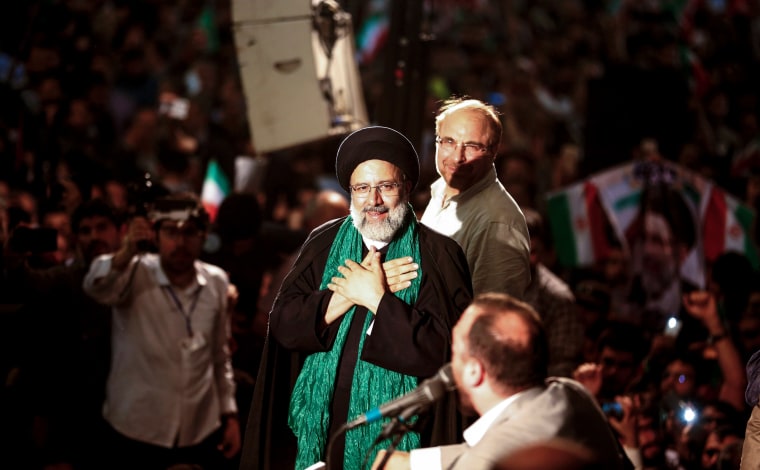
[218, 415, 241, 458]
[226, 283, 239, 314]
[383, 256, 419, 293]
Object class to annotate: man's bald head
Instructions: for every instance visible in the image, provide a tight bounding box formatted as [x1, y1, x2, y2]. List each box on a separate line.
[455, 293, 548, 393]
[303, 190, 349, 232]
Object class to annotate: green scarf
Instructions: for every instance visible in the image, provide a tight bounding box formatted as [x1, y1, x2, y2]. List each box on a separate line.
[288, 207, 423, 469]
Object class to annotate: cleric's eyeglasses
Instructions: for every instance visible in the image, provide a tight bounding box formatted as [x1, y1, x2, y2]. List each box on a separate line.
[349, 182, 403, 198]
[435, 136, 489, 158]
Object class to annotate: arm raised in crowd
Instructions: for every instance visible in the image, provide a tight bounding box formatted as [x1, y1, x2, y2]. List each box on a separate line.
[682, 290, 747, 411]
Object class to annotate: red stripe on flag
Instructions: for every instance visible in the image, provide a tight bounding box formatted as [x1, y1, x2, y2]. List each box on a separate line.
[703, 186, 727, 263]
[584, 181, 610, 262]
[203, 202, 219, 224]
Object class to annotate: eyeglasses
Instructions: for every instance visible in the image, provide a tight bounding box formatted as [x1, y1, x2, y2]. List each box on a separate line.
[435, 136, 489, 158]
[349, 182, 403, 198]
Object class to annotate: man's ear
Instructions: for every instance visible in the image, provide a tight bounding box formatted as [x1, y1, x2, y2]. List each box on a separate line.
[463, 358, 485, 388]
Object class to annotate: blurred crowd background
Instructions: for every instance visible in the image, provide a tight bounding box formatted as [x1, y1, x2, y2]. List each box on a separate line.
[2, 0, 760, 249]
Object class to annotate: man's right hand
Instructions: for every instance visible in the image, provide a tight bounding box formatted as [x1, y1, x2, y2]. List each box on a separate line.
[112, 217, 153, 269]
[573, 362, 603, 398]
[383, 256, 419, 293]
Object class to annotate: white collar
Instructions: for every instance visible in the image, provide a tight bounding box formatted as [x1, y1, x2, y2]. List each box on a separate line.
[429, 166, 498, 205]
[462, 390, 526, 446]
[363, 237, 389, 251]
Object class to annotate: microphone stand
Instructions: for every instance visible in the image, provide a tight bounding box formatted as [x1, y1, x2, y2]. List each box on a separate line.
[371, 404, 424, 470]
[374, 404, 423, 443]
[374, 431, 404, 470]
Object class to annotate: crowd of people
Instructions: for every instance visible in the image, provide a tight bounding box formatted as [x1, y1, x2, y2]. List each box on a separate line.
[2, 1, 760, 470]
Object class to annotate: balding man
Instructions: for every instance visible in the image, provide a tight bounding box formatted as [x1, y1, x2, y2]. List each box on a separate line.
[374, 293, 628, 470]
[421, 97, 530, 298]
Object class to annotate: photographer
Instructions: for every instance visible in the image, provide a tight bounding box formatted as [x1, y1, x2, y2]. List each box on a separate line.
[82, 191, 240, 470]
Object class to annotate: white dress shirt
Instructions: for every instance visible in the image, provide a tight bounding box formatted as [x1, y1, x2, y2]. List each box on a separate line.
[83, 253, 237, 448]
[409, 392, 526, 470]
[421, 167, 530, 298]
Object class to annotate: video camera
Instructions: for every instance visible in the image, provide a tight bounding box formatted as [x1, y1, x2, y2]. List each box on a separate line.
[125, 172, 169, 252]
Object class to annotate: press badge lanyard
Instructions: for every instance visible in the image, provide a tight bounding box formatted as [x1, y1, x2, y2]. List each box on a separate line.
[164, 285, 202, 337]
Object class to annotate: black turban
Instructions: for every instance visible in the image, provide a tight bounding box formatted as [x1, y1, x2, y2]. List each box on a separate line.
[335, 126, 419, 191]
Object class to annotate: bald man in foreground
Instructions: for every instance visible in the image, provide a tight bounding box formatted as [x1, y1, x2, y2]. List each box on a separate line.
[373, 293, 629, 470]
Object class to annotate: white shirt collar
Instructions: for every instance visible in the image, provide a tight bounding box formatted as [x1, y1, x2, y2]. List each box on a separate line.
[363, 237, 389, 251]
[429, 166, 498, 206]
[462, 390, 526, 446]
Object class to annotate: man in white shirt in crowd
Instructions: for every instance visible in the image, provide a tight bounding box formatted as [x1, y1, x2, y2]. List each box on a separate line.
[83, 192, 240, 470]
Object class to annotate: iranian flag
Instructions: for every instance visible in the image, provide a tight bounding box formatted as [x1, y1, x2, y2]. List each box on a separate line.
[201, 159, 231, 223]
[591, 163, 643, 246]
[546, 180, 612, 267]
[702, 184, 759, 268]
[546, 160, 759, 274]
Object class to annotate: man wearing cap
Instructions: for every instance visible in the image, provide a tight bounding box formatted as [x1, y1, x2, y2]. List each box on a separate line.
[82, 191, 240, 470]
[240, 126, 473, 470]
[421, 97, 530, 298]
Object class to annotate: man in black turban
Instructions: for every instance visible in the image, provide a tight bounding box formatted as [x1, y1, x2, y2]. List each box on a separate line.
[239, 126, 473, 470]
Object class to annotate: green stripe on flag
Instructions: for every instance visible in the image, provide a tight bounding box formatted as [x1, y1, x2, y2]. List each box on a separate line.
[613, 192, 640, 211]
[207, 160, 231, 195]
[735, 204, 759, 269]
[547, 193, 577, 267]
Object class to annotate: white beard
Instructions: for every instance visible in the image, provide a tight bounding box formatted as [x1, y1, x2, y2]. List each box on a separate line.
[350, 199, 409, 242]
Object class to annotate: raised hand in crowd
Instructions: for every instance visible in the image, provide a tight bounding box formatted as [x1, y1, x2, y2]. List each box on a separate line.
[682, 290, 747, 411]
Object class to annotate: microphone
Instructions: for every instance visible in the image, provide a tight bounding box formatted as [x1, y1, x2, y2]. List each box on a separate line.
[345, 363, 456, 430]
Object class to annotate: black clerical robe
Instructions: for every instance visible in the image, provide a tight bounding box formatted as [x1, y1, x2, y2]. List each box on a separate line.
[239, 216, 473, 470]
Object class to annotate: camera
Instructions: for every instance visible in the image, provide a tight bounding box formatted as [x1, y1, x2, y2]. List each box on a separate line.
[148, 197, 210, 234]
[126, 173, 169, 252]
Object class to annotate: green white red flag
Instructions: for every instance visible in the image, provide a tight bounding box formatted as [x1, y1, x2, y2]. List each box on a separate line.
[546, 179, 613, 267]
[201, 159, 231, 223]
[546, 160, 758, 275]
